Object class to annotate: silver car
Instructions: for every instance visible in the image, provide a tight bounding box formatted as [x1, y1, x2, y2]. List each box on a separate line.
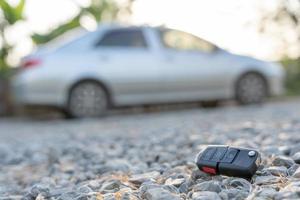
[13, 24, 285, 118]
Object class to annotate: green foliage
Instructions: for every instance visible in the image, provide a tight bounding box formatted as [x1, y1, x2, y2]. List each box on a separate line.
[32, 16, 81, 44]
[83, 0, 119, 22]
[31, 0, 123, 45]
[0, 0, 26, 76]
[0, 0, 131, 77]
[0, 0, 25, 25]
[281, 58, 300, 95]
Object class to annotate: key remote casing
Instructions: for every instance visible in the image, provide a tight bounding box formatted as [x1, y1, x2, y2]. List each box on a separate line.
[195, 145, 261, 178]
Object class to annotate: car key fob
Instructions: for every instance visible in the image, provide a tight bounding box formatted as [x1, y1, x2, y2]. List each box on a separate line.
[195, 145, 261, 178]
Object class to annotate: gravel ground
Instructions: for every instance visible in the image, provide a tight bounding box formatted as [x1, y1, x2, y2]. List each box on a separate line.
[1, 99, 300, 199]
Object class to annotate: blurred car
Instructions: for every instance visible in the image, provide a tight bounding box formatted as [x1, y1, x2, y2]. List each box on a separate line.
[12, 24, 285, 118]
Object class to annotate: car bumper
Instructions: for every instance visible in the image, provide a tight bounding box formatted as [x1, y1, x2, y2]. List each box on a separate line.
[11, 72, 66, 107]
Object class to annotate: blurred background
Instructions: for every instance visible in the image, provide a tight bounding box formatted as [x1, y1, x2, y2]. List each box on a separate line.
[1, 0, 300, 117]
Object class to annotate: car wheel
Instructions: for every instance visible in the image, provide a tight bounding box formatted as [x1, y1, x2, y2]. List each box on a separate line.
[67, 81, 108, 118]
[235, 73, 268, 105]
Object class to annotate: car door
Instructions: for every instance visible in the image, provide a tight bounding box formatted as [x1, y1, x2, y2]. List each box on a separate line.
[157, 29, 230, 100]
[92, 27, 161, 104]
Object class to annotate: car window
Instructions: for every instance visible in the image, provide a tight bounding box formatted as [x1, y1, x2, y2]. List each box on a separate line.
[95, 28, 148, 48]
[159, 29, 216, 53]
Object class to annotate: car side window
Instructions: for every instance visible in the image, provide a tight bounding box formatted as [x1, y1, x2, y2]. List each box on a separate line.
[160, 29, 216, 53]
[95, 28, 148, 48]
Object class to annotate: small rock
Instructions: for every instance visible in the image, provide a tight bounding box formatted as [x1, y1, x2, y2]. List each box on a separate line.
[219, 188, 248, 200]
[165, 178, 185, 187]
[288, 164, 299, 176]
[262, 146, 281, 155]
[279, 146, 291, 156]
[254, 187, 277, 198]
[292, 152, 300, 164]
[101, 193, 115, 200]
[100, 180, 121, 193]
[282, 181, 300, 192]
[191, 169, 210, 181]
[100, 159, 132, 173]
[179, 182, 189, 193]
[292, 167, 300, 178]
[193, 181, 222, 193]
[129, 171, 160, 185]
[57, 191, 79, 200]
[289, 144, 300, 156]
[274, 191, 300, 200]
[228, 178, 252, 192]
[254, 176, 280, 185]
[77, 185, 93, 193]
[88, 180, 101, 190]
[25, 184, 51, 199]
[263, 166, 287, 176]
[272, 156, 294, 168]
[143, 188, 180, 200]
[192, 191, 221, 200]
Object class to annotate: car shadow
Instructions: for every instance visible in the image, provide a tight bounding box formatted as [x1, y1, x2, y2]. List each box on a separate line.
[11, 100, 237, 121]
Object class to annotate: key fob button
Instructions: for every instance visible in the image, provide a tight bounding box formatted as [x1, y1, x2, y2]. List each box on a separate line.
[221, 148, 238, 163]
[201, 148, 216, 161]
[211, 147, 227, 162]
[248, 151, 256, 157]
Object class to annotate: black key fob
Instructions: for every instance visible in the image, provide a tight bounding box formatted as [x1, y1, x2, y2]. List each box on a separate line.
[195, 145, 261, 178]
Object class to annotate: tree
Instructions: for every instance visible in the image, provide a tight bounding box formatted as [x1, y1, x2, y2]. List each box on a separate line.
[0, 0, 25, 75]
[32, 0, 133, 45]
[257, 0, 300, 94]
[257, 0, 300, 59]
[0, 0, 133, 72]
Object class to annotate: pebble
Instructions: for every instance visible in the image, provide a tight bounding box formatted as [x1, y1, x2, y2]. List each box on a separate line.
[272, 156, 295, 168]
[142, 187, 180, 200]
[129, 171, 160, 185]
[193, 180, 222, 193]
[192, 191, 221, 200]
[292, 167, 300, 178]
[263, 166, 288, 176]
[1, 100, 300, 199]
[254, 176, 280, 185]
[292, 152, 300, 164]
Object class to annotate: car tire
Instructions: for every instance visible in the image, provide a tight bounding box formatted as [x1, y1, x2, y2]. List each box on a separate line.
[66, 81, 109, 118]
[235, 72, 268, 105]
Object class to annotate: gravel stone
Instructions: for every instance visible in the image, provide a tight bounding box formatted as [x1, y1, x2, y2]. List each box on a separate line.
[193, 180, 222, 193]
[288, 164, 300, 176]
[292, 152, 300, 164]
[272, 156, 295, 168]
[254, 176, 281, 185]
[142, 188, 180, 200]
[254, 187, 277, 199]
[220, 188, 249, 200]
[164, 178, 185, 187]
[192, 191, 221, 200]
[227, 178, 252, 192]
[100, 180, 122, 193]
[129, 171, 160, 186]
[1, 100, 300, 199]
[263, 166, 288, 176]
[292, 167, 300, 178]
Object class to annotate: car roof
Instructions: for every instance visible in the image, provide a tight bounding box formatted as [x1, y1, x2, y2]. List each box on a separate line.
[94, 23, 164, 32]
